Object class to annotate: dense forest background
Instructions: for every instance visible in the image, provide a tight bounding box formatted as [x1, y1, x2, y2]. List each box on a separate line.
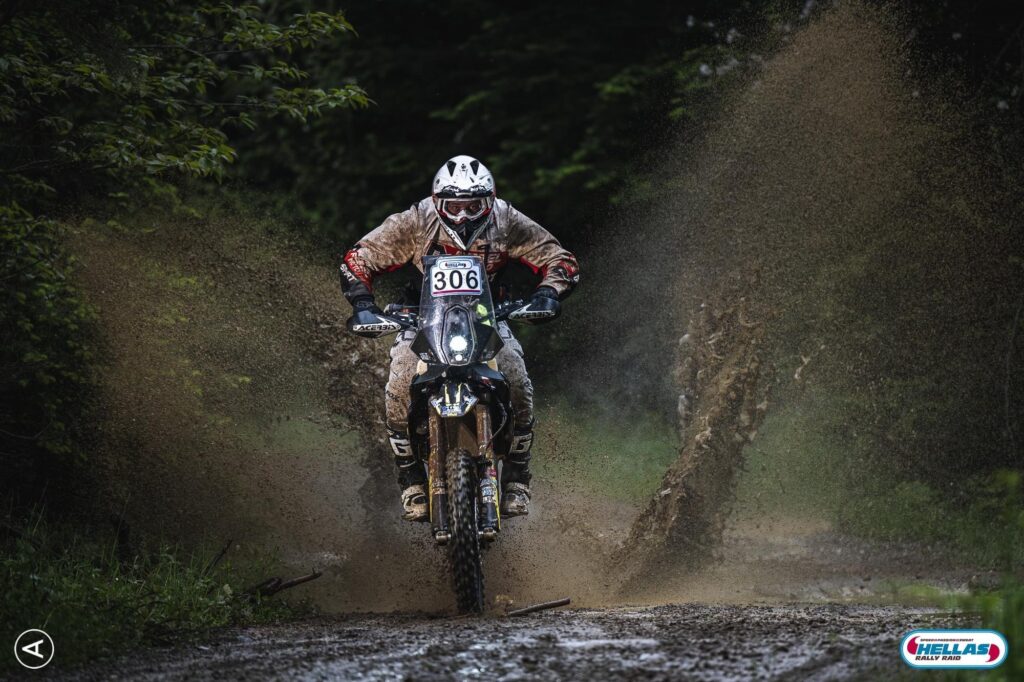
[6, 0, 1022, 493]
[2, 0, 1024, 663]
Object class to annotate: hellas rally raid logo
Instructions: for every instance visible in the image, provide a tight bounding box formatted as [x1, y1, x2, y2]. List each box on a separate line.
[901, 630, 1008, 669]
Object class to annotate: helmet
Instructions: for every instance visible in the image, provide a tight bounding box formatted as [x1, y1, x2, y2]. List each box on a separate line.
[432, 155, 496, 241]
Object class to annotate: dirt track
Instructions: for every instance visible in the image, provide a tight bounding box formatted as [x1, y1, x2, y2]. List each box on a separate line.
[55, 515, 981, 681]
[62, 603, 958, 681]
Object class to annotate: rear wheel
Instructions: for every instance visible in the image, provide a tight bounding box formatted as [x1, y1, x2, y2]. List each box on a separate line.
[446, 447, 484, 614]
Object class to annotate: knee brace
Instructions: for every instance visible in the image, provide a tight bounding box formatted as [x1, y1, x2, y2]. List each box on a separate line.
[502, 422, 534, 486]
[388, 428, 426, 489]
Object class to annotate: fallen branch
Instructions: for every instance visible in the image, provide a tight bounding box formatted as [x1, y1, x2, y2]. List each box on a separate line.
[506, 597, 571, 617]
[244, 571, 322, 598]
[275, 572, 323, 592]
[245, 577, 282, 597]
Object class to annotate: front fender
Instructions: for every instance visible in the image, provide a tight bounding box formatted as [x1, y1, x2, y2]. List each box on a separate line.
[429, 381, 478, 418]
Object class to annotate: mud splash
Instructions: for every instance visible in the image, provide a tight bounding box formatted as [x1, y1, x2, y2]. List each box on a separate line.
[584, 0, 1021, 588]
[74, 0, 1018, 614]
[73, 208, 621, 612]
[615, 273, 770, 587]
[74, 212, 438, 612]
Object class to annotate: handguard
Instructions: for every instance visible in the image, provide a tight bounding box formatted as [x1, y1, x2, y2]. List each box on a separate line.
[347, 308, 403, 337]
[507, 295, 560, 324]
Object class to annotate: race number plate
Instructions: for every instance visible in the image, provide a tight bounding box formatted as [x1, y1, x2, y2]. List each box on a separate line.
[430, 257, 483, 297]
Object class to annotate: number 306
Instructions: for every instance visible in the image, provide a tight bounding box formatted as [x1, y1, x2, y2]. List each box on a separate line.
[434, 269, 479, 291]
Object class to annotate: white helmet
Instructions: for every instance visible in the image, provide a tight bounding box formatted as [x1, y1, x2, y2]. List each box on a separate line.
[432, 155, 496, 238]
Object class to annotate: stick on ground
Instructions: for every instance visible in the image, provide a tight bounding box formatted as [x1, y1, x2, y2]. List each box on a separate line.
[244, 571, 322, 598]
[506, 597, 571, 617]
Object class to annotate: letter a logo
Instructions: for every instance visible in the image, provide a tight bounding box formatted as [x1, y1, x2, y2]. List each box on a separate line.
[14, 629, 54, 669]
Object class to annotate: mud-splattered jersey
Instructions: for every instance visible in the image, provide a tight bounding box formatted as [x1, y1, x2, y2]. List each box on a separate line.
[339, 197, 579, 302]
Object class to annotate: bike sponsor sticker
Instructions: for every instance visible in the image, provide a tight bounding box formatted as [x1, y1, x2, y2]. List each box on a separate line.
[352, 321, 401, 333]
[901, 630, 1007, 669]
[430, 258, 483, 297]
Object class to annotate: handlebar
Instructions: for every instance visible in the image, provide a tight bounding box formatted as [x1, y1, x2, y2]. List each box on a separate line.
[496, 299, 528, 321]
[381, 300, 527, 329]
[380, 305, 419, 330]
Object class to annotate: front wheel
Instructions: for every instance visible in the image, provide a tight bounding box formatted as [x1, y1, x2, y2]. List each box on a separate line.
[446, 447, 484, 613]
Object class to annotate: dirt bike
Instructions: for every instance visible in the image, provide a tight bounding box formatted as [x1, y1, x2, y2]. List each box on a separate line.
[346, 254, 558, 613]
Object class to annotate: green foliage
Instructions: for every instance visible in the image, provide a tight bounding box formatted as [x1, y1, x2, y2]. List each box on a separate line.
[946, 583, 1024, 681]
[942, 473, 1024, 681]
[837, 473, 1024, 569]
[0, 0, 367, 485]
[0, 205, 94, 462]
[0, 513, 292, 670]
[740, 396, 1024, 569]
[792, 225, 1023, 482]
[0, 1, 367, 190]
[230, 0, 763, 239]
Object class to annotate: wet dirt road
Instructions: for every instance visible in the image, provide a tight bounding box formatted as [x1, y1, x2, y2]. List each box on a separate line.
[65, 604, 957, 681]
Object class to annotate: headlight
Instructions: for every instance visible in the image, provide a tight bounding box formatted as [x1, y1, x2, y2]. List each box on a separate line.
[442, 308, 475, 365]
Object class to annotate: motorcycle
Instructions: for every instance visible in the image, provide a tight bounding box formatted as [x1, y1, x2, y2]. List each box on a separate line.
[346, 254, 558, 613]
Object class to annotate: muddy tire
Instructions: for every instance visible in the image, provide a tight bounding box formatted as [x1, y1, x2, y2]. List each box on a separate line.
[446, 447, 484, 614]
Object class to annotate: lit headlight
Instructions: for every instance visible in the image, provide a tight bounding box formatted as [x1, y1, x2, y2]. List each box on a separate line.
[442, 308, 475, 365]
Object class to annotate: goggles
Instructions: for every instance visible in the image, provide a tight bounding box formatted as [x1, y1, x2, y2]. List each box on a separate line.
[437, 196, 493, 225]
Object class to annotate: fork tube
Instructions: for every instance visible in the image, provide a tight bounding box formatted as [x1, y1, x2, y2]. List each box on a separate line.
[476, 408, 500, 532]
[427, 409, 448, 539]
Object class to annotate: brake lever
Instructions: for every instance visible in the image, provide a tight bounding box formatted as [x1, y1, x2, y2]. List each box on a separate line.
[380, 304, 419, 330]
[495, 299, 526, 322]
[503, 296, 559, 324]
[386, 312, 418, 329]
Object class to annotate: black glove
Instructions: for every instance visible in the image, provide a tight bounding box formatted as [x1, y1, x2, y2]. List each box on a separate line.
[523, 286, 560, 324]
[350, 295, 383, 317]
[532, 286, 559, 303]
[347, 295, 397, 337]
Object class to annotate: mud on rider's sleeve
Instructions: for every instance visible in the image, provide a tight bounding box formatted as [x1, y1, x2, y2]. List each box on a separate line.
[339, 206, 420, 303]
[506, 206, 580, 299]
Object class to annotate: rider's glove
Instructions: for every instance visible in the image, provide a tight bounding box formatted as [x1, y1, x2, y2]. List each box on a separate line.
[347, 295, 396, 338]
[350, 295, 383, 317]
[532, 286, 559, 303]
[526, 286, 560, 324]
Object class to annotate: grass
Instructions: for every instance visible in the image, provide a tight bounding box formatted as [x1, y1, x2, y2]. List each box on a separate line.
[533, 398, 678, 503]
[1, 511, 294, 672]
[736, 398, 1023, 676]
[735, 397, 1024, 569]
[942, 582, 1024, 681]
[837, 474, 1024, 569]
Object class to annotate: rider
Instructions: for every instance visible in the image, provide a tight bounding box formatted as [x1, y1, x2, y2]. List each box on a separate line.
[339, 155, 579, 521]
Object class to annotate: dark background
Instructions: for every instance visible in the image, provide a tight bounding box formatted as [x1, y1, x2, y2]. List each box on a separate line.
[2, 0, 1022, 558]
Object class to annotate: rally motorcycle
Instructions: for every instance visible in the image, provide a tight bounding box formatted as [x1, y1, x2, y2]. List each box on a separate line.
[346, 255, 557, 613]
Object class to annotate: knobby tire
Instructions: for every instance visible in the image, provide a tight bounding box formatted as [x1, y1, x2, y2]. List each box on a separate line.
[446, 447, 484, 614]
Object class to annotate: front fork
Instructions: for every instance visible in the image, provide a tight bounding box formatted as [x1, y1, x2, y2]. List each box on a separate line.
[476, 407, 500, 540]
[427, 406, 500, 545]
[427, 409, 449, 544]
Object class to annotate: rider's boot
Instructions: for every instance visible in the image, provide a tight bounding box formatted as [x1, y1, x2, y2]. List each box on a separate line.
[501, 425, 533, 517]
[389, 429, 428, 522]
